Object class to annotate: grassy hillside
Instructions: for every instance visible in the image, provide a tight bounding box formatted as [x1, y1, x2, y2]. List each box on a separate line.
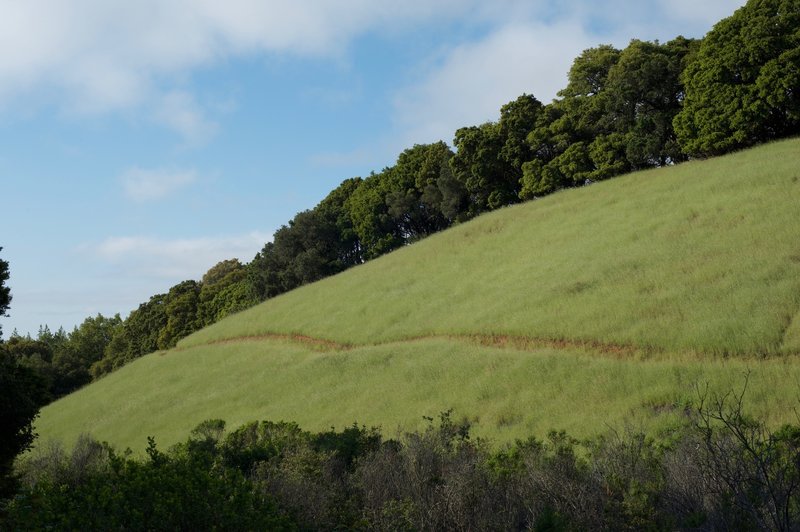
[37, 138, 800, 451]
[184, 138, 800, 356]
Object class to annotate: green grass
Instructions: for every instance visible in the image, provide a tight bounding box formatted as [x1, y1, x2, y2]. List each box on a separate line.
[36, 138, 800, 451]
[184, 138, 800, 356]
[35, 337, 800, 452]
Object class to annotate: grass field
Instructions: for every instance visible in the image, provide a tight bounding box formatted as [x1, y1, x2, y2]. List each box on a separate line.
[34, 337, 800, 452]
[36, 138, 800, 451]
[183, 138, 800, 356]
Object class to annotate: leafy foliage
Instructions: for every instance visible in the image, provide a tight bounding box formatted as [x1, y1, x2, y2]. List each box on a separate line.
[157, 280, 201, 350]
[451, 95, 542, 214]
[346, 170, 405, 259]
[7, 435, 293, 530]
[384, 142, 455, 240]
[52, 314, 122, 393]
[0, 247, 9, 340]
[12, 392, 800, 530]
[605, 37, 697, 167]
[675, 0, 800, 155]
[197, 259, 254, 326]
[0, 348, 47, 503]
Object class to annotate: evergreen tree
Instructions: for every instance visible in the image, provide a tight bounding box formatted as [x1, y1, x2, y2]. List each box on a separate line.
[675, 0, 800, 155]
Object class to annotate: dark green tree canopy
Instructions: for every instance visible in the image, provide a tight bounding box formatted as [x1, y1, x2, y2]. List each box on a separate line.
[157, 280, 201, 350]
[520, 38, 698, 198]
[0, 247, 10, 340]
[451, 94, 542, 215]
[605, 37, 698, 167]
[346, 170, 405, 259]
[0, 256, 48, 503]
[315, 177, 364, 268]
[272, 210, 343, 288]
[201, 259, 243, 287]
[675, 0, 800, 155]
[198, 259, 253, 327]
[451, 122, 505, 215]
[248, 242, 283, 301]
[112, 293, 168, 363]
[51, 314, 122, 394]
[520, 46, 622, 198]
[0, 351, 47, 501]
[560, 44, 621, 98]
[384, 142, 454, 240]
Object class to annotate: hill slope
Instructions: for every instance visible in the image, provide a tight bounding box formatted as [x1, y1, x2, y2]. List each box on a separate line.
[186, 138, 800, 356]
[37, 138, 800, 450]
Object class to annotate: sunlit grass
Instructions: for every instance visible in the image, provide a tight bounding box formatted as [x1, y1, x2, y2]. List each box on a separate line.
[37, 138, 800, 451]
[183, 138, 800, 356]
[36, 337, 800, 452]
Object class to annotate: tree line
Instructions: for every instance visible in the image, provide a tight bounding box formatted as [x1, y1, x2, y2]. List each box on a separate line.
[3, 0, 800, 403]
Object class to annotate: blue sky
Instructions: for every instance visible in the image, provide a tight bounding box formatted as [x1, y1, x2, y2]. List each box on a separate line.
[1, 0, 745, 336]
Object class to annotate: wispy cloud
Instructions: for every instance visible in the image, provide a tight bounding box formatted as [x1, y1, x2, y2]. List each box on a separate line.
[0, 1, 471, 121]
[392, 22, 593, 147]
[8, 231, 271, 335]
[153, 90, 218, 145]
[385, 0, 744, 150]
[0, 0, 745, 142]
[121, 167, 198, 202]
[657, 0, 746, 31]
[92, 232, 271, 280]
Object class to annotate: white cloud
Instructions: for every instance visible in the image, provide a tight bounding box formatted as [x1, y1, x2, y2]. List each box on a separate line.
[5, 231, 271, 335]
[93, 232, 271, 280]
[386, 0, 745, 149]
[660, 0, 747, 31]
[392, 22, 593, 146]
[121, 167, 197, 202]
[0, 0, 746, 142]
[0, 1, 470, 113]
[154, 91, 218, 145]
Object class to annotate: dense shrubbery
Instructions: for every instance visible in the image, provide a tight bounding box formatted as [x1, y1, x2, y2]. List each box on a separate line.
[7, 388, 800, 531]
[5, 435, 292, 530]
[0, 350, 47, 505]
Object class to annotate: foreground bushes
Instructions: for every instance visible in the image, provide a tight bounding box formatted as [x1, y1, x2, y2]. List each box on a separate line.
[5, 435, 291, 530]
[6, 391, 800, 530]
